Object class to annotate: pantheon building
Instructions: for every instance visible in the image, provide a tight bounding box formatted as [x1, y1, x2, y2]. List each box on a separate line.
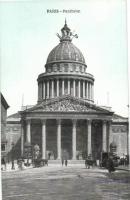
[14, 21, 128, 161]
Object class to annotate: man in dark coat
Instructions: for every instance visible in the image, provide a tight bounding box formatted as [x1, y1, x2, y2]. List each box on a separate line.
[107, 156, 115, 173]
[65, 160, 68, 167]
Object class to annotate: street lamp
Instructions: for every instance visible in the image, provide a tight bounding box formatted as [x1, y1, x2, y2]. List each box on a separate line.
[11, 142, 15, 170]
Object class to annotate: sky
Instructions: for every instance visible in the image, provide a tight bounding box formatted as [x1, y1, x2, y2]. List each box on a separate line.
[0, 0, 129, 117]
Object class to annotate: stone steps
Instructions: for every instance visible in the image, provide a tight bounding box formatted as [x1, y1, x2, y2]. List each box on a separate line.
[48, 160, 85, 164]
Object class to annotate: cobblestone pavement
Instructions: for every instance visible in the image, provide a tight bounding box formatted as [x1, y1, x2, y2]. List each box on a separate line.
[2, 165, 130, 200]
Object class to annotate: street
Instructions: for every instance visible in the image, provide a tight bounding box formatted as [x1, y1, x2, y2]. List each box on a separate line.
[2, 165, 130, 200]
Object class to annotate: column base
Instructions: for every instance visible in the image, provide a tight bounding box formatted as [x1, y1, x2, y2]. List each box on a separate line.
[42, 157, 46, 160]
[57, 158, 61, 160]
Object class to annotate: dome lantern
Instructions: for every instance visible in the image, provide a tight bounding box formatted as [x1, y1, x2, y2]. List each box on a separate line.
[60, 19, 72, 42]
[56, 19, 78, 43]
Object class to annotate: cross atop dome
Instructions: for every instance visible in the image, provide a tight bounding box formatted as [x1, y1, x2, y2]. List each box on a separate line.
[57, 19, 78, 42]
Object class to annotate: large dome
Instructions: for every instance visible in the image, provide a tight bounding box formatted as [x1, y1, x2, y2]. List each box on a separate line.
[46, 41, 85, 64]
[38, 20, 94, 105]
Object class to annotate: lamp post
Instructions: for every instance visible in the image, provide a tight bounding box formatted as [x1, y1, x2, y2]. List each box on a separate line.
[11, 142, 15, 170]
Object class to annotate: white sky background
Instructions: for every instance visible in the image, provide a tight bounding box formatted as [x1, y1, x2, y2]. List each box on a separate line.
[0, 0, 129, 117]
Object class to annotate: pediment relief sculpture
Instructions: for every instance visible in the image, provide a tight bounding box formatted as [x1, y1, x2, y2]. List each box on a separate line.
[41, 99, 95, 112]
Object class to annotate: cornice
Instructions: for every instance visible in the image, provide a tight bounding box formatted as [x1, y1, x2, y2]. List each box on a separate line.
[37, 72, 94, 82]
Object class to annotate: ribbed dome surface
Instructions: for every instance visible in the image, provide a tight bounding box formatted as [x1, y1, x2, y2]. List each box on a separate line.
[46, 41, 85, 64]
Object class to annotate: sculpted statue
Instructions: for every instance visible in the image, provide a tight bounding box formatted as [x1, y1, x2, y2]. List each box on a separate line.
[33, 144, 40, 159]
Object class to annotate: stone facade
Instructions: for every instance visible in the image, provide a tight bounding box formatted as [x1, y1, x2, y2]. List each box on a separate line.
[5, 113, 21, 160]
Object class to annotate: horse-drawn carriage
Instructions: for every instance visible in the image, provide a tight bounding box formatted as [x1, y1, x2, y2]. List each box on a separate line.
[85, 155, 96, 169]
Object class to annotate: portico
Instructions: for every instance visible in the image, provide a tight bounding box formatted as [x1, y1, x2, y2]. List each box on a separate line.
[21, 96, 113, 160]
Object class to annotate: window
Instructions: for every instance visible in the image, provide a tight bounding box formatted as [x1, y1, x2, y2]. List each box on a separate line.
[60, 64, 64, 72]
[64, 64, 68, 72]
[53, 64, 57, 72]
[47, 67, 51, 73]
[80, 66, 83, 73]
[76, 65, 79, 72]
[73, 64, 76, 72]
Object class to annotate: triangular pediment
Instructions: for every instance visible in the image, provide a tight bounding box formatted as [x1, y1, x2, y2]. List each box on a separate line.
[112, 114, 128, 123]
[23, 96, 113, 114]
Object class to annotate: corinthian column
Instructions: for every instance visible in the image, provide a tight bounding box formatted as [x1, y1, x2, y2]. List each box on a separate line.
[86, 82, 89, 99]
[26, 119, 31, 144]
[73, 80, 76, 97]
[88, 83, 91, 99]
[57, 119, 61, 159]
[90, 83, 93, 100]
[57, 79, 59, 97]
[92, 85, 94, 100]
[42, 120, 46, 159]
[78, 80, 81, 98]
[72, 119, 77, 160]
[68, 79, 70, 95]
[89, 83, 91, 100]
[43, 82, 45, 99]
[51, 80, 54, 98]
[62, 79, 64, 95]
[87, 120, 92, 155]
[47, 81, 49, 98]
[83, 80, 85, 98]
[21, 121, 24, 156]
[102, 120, 107, 152]
[108, 121, 112, 151]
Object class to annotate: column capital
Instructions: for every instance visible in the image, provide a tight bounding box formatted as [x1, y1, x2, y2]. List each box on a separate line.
[108, 120, 112, 125]
[20, 119, 25, 126]
[102, 120, 107, 124]
[57, 119, 61, 125]
[41, 119, 46, 125]
[72, 119, 77, 125]
[87, 119, 92, 124]
[26, 119, 31, 124]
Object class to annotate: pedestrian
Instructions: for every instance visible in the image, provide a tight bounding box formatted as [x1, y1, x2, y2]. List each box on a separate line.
[1, 157, 6, 171]
[107, 156, 115, 173]
[11, 160, 15, 170]
[65, 160, 68, 167]
[61, 158, 64, 166]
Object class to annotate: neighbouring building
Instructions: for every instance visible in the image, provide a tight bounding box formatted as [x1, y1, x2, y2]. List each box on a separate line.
[1, 93, 9, 160]
[6, 21, 129, 161]
[6, 112, 21, 161]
